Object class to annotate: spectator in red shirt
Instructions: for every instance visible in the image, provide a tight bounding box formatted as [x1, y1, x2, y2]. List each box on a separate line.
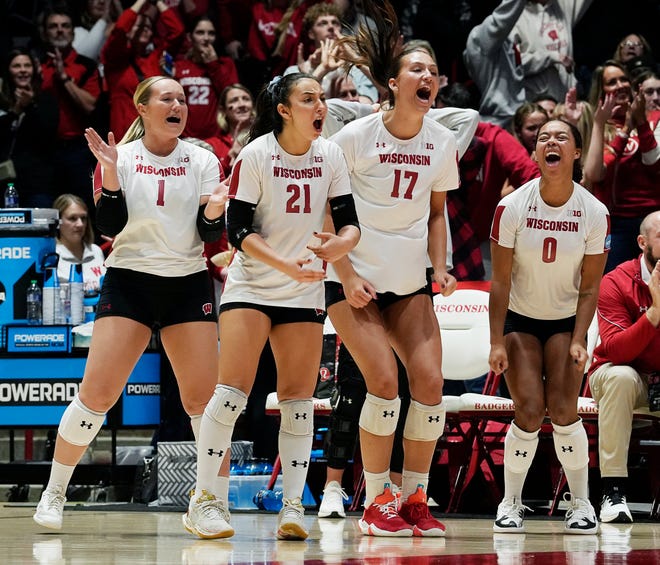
[584, 60, 660, 273]
[40, 6, 102, 214]
[175, 15, 238, 140]
[212, 83, 255, 177]
[243, 0, 321, 93]
[101, 0, 184, 140]
[588, 210, 660, 524]
[214, 0, 255, 61]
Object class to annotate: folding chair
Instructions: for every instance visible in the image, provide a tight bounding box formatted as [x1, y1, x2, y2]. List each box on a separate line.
[431, 281, 502, 512]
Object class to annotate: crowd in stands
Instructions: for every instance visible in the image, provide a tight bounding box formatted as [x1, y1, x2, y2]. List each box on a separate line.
[2, 0, 658, 534]
[1, 0, 658, 277]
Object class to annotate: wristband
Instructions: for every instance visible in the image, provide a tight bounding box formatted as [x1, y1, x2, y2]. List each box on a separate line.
[101, 187, 122, 198]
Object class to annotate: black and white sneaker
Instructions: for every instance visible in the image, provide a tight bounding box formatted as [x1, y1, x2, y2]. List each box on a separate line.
[600, 490, 633, 523]
[564, 493, 598, 534]
[493, 496, 530, 533]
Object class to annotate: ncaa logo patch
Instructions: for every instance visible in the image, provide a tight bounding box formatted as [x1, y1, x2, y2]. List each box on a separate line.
[202, 302, 213, 315]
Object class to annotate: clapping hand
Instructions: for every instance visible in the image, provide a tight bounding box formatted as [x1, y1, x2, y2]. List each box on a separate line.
[85, 128, 118, 170]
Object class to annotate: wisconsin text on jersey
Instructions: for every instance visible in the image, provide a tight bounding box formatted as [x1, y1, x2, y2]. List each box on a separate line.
[134, 164, 187, 176]
[378, 153, 431, 165]
[272, 166, 323, 179]
[526, 217, 579, 232]
[178, 76, 212, 86]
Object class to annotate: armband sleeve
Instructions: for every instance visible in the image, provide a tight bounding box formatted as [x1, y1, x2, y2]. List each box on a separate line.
[226, 198, 256, 251]
[329, 194, 360, 233]
[196, 205, 226, 242]
[95, 187, 128, 237]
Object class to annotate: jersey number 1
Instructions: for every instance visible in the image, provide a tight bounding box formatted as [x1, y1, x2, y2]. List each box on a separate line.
[156, 179, 165, 206]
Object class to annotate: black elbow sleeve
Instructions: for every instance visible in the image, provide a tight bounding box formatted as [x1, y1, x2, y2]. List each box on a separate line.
[329, 194, 360, 233]
[196, 205, 226, 243]
[226, 198, 256, 251]
[95, 188, 128, 237]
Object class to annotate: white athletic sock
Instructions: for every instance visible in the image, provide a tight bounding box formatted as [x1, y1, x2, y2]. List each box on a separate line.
[401, 469, 429, 501]
[503, 422, 539, 500]
[279, 428, 313, 501]
[363, 469, 391, 507]
[194, 412, 233, 498]
[213, 475, 229, 503]
[190, 414, 201, 443]
[553, 420, 589, 500]
[46, 460, 76, 492]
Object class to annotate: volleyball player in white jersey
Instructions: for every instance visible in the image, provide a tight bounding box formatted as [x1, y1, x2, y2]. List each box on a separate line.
[322, 0, 458, 538]
[33, 76, 228, 531]
[489, 119, 611, 535]
[185, 72, 360, 541]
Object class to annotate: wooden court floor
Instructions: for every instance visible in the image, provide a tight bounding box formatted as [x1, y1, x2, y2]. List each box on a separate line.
[3, 503, 659, 564]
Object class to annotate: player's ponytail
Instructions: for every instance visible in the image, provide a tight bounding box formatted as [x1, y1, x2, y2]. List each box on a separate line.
[247, 72, 318, 143]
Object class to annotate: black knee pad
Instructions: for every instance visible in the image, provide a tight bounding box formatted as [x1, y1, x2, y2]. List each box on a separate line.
[324, 373, 367, 468]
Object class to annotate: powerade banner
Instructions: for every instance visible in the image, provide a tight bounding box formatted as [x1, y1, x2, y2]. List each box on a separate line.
[0, 209, 32, 226]
[0, 353, 160, 426]
[7, 325, 70, 353]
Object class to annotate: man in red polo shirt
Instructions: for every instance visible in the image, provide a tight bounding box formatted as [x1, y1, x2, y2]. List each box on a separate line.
[41, 6, 101, 215]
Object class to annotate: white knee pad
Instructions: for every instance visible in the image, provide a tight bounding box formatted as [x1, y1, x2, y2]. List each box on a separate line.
[503, 421, 539, 474]
[359, 393, 400, 437]
[552, 419, 589, 471]
[403, 399, 446, 441]
[279, 398, 314, 436]
[205, 384, 247, 425]
[58, 394, 106, 447]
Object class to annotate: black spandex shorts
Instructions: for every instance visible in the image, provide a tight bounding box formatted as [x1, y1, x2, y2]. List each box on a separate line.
[325, 270, 433, 311]
[218, 302, 326, 326]
[503, 310, 576, 346]
[95, 267, 216, 328]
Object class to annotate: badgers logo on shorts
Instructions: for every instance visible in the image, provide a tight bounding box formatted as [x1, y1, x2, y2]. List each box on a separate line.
[202, 302, 213, 315]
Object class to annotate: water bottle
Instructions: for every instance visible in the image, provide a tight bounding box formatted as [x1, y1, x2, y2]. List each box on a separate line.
[83, 290, 99, 323]
[69, 264, 84, 325]
[4, 182, 18, 208]
[253, 489, 283, 512]
[26, 280, 42, 325]
[43, 268, 62, 325]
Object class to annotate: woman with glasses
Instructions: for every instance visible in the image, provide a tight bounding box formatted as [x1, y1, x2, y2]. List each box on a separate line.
[612, 33, 658, 80]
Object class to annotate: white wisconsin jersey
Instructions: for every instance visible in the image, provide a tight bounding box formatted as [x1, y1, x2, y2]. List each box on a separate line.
[327, 112, 459, 294]
[491, 178, 611, 319]
[222, 132, 352, 309]
[104, 139, 221, 276]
